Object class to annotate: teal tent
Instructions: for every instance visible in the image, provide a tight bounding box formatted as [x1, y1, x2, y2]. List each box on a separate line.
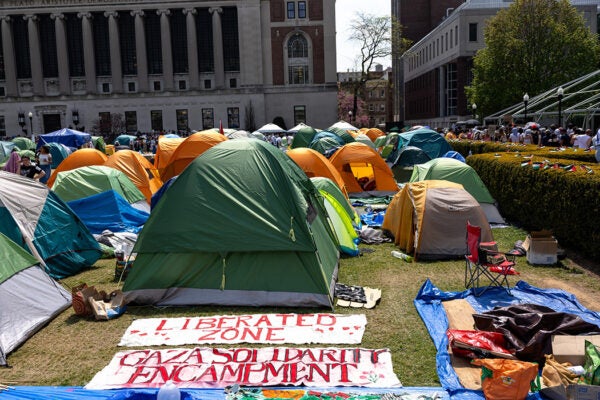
[395, 128, 452, 159]
[114, 135, 137, 146]
[46, 142, 71, 168]
[0, 171, 102, 279]
[123, 139, 340, 308]
[309, 131, 345, 156]
[388, 146, 431, 183]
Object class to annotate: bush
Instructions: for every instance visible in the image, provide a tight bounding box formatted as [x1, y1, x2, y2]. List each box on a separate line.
[466, 153, 600, 260]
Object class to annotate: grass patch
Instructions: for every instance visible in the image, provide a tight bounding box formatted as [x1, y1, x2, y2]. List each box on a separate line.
[3, 225, 600, 387]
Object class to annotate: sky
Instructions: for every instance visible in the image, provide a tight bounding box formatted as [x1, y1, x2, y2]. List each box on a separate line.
[335, 0, 391, 73]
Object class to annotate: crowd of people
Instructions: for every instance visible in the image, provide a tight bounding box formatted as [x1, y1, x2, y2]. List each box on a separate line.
[443, 123, 600, 162]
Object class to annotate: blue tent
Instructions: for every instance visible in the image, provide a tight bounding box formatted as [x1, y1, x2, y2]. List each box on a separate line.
[443, 150, 466, 163]
[395, 128, 452, 159]
[151, 176, 178, 210]
[68, 190, 149, 234]
[37, 128, 92, 150]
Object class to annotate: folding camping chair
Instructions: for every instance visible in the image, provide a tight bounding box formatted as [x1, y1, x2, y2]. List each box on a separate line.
[465, 222, 519, 296]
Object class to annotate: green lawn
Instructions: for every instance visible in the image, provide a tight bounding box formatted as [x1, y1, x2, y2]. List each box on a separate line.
[3, 225, 600, 387]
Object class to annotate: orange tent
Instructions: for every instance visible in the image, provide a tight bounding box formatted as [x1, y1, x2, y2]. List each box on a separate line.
[47, 148, 108, 188]
[161, 132, 227, 181]
[329, 142, 399, 194]
[104, 150, 163, 203]
[287, 148, 349, 197]
[154, 136, 185, 177]
[365, 128, 385, 142]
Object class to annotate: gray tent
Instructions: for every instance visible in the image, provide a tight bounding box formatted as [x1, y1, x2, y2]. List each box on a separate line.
[0, 232, 71, 366]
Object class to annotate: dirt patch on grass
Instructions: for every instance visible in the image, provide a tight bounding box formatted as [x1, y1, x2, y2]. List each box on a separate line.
[534, 276, 600, 311]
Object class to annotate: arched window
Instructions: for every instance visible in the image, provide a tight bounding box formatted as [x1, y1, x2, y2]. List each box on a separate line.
[287, 33, 309, 84]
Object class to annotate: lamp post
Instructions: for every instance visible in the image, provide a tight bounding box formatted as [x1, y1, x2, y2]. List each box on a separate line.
[471, 103, 477, 122]
[523, 93, 529, 122]
[348, 110, 353, 123]
[28, 111, 33, 138]
[556, 87, 564, 128]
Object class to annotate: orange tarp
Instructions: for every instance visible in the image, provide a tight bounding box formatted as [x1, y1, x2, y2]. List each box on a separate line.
[329, 142, 398, 194]
[161, 132, 227, 181]
[104, 150, 163, 203]
[287, 148, 349, 197]
[47, 148, 108, 188]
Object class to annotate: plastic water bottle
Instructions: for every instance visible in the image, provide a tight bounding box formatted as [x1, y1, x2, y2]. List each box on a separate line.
[391, 250, 413, 262]
[157, 380, 180, 400]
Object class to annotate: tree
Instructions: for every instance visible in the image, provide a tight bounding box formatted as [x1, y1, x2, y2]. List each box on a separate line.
[337, 90, 368, 127]
[466, 0, 600, 119]
[346, 13, 411, 126]
[90, 113, 125, 142]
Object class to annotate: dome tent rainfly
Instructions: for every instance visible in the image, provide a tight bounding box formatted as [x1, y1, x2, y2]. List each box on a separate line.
[409, 158, 505, 223]
[0, 232, 71, 367]
[255, 123, 285, 134]
[46, 148, 108, 187]
[123, 139, 339, 309]
[104, 150, 163, 203]
[52, 165, 149, 212]
[0, 171, 102, 279]
[383, 180, 492, 260]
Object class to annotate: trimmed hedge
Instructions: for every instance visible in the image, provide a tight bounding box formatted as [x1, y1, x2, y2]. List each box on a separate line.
[449, 140, 597, 163]
[466, 153, 600, 260]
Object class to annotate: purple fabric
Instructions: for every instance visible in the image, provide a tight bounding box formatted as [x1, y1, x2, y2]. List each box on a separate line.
[3, 151, 20, 173]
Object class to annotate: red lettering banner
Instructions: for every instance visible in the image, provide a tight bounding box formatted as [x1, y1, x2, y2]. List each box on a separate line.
[118, 314, 366, 346]
[84, 347, 401, 389]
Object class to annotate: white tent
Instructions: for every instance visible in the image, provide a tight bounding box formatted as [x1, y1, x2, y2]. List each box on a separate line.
[287, 122, 309, 133]
[328, 121, 358, 131]
[256, 123, 285, 134]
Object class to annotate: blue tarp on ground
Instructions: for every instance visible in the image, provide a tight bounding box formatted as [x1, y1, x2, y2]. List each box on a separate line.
[67, 190, 149, 234]
[414, 279, 600, 399]
[0, 386, 448, 399]
[37, 128, 92, 150]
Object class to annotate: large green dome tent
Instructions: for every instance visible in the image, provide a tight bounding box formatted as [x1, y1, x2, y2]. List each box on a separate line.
[123, 139, 340, 309]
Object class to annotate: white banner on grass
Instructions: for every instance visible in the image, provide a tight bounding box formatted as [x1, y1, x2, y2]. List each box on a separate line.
[84, 347, 401, 389]
[119, 314, 367, 346]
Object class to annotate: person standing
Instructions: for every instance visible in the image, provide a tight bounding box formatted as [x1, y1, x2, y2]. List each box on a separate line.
[19, 156, 46, 181]
[37, 145, 52, 184]
[594, 128, 600, 163]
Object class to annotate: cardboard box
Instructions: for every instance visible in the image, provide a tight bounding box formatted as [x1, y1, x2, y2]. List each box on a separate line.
[541, 383, 600, 400]
[523, 232, 558, 265]
[552, 335, 600, 366]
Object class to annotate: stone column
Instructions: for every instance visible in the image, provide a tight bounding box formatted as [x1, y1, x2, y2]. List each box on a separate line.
[209, 7, 224, 89]
[24, 14, 44, 95]
[183, 8, 198, 90]
[51, 13, 70, 94]
[1, 16, 18, 96]
[105, 11, 122, 92]
[131, 10, 148, 92]
[78, 12, 96, 94]
[157, 9, 173, 90]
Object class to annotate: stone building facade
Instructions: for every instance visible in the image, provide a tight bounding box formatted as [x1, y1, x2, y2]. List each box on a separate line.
[0, 0, 338, 137]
